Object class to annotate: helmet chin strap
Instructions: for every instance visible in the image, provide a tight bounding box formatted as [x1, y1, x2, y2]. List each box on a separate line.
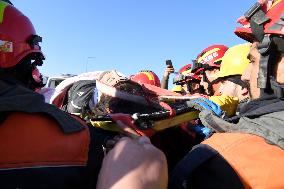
[257, 35, 284, 99]
[257, 36, 271, 97]
[244, 2, 284, 99]
[201, 71, 214, 96]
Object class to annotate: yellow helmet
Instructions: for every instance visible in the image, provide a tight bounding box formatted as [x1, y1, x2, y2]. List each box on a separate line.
[214, 43, 251, 80]
[171, 85, 185, 93]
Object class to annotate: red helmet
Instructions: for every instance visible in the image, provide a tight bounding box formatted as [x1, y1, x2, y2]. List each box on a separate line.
[178, 64, 191, 74]
[130, 70, 161, 87]
[173, 64, 191, 84]
[173, 64, 202, 84]
[0, 1, 44, 68]
[235, 0, 284, 42]
[193, 45, 228, 71]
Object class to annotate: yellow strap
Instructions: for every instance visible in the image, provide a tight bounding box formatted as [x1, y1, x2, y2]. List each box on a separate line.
[142, 72, 154, 81]
[90, 111, 199, 133]
[0, 1, 8, 24]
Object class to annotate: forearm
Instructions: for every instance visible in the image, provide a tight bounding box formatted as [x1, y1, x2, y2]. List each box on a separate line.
[161, 75, 169, 89]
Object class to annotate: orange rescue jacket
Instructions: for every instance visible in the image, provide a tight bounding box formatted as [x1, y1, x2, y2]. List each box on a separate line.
[203, 133, 284, 189]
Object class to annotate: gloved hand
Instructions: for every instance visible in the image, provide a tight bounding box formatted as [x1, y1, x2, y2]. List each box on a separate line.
[209, 95, 239, 117]
[186, 98, 223, 117]
[191, 125, 213, 139]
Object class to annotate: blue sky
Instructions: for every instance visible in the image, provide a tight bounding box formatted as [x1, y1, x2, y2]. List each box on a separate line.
[13, 0, 255, 82]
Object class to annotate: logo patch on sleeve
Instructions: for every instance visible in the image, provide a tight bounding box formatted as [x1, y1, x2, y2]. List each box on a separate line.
[0, 40, 13, 52]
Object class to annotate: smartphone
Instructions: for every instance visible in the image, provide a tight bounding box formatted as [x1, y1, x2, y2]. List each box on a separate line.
[166, 60, 173, 68]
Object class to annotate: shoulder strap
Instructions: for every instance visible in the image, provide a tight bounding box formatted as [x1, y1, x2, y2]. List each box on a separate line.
[168, 144, 218, 189]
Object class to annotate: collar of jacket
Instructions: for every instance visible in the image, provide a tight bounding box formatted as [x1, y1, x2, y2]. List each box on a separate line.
[0, 80, 84, 134]
[228, 94, 284, 123]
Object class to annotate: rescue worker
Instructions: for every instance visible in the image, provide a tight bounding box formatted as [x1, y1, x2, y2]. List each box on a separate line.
[98, 0, 284, 188]
[192, 44, 229, 96]
[214, 43, 251, 102]
[169, 0, 284, 188]
[172, 64, 213, 144]
[186, 69, 204, 95]
[0, 1, 166, 188]
[191, 45, 243, 117]
[173, 64, 205, 95]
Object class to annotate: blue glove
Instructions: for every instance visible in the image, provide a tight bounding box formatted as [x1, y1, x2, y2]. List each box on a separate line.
[191, 125, 213, 139]
[187, 98, 223, 117]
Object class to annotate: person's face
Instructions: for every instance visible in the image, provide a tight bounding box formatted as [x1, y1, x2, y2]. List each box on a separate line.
[186, 82, 203, 94]
[219, 80, 238, 97]
[191, 83, 200, 91]
[241, 42, 261, 99]
[242, 42, 284, 99]
[275, 54, 284, 84]
[219, 80, 249, 101]
[200, 69, 219, 94]
[181, 84, 189, 94]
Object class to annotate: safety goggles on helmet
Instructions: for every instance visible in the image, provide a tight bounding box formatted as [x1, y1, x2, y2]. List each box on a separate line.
[235, 0, 284, 43]
[173, 72, 201, 86]
[194, 45, 229, 71]
[173, 73, 187, 85]
[172, 64, 192, 84]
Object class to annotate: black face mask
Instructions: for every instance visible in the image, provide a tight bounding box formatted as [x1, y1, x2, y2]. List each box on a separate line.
[0, 55, 44, 90]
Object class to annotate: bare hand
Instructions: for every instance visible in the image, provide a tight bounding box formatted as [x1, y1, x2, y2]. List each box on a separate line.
[164, 67, 175, 77]
[97, 137, 168, 189]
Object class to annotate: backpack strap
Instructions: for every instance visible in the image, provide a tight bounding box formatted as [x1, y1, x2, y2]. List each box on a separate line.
[169, 144, 218, 189]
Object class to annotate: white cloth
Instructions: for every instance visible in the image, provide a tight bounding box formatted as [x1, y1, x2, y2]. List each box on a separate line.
[37, 87, 55, 103]
[50, 71, 103, 107]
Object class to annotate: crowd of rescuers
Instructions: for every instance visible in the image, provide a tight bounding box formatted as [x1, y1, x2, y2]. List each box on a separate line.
[0, 0, 284, 188]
